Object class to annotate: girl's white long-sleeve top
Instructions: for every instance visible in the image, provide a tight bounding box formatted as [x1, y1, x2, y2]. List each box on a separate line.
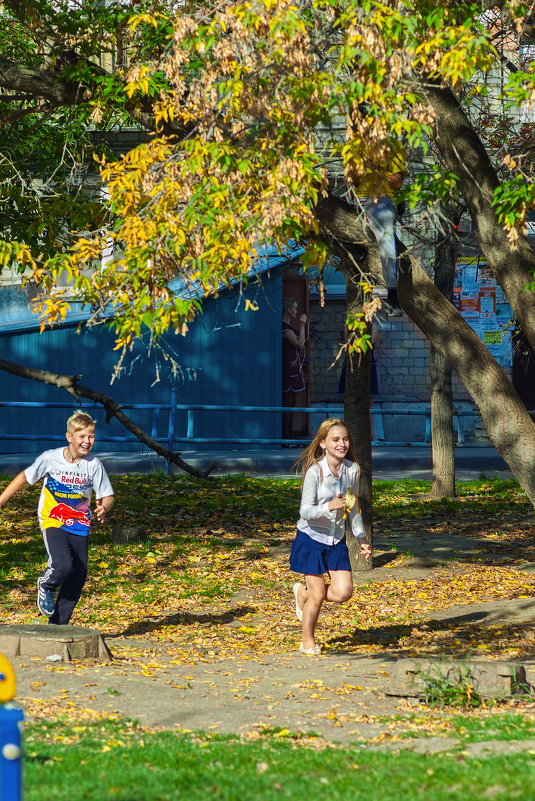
[296, 456, 365, 546]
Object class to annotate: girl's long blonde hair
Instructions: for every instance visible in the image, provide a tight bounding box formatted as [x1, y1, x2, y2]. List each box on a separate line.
[294, 418, 356, 483]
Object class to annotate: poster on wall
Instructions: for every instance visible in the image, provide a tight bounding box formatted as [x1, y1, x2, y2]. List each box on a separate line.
[455, 257, 513, 368]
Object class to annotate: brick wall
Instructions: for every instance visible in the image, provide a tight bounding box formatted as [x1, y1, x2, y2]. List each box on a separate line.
[308, 299, 504, 443]
[309, 299, 347, 400]
[309, 300, 443, 403]
[375, 316, 429, 399]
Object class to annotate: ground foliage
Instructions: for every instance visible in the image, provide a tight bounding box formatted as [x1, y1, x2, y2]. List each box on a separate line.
[1, 474, 534, 674]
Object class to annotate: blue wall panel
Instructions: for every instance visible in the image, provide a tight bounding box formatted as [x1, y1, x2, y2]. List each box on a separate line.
[0, 272, 283, 454]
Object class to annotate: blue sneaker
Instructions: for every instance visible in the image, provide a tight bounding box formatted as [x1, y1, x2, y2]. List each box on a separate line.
[37, 583, 55, 616]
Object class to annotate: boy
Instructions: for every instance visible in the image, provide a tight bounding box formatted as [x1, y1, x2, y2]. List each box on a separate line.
[0, 412, 114, 625]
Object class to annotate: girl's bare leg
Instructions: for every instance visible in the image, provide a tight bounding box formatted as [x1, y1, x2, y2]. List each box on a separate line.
[298, 575, 326, 648]
[325, 569, 353, 603]
[296, 570, 353, 648]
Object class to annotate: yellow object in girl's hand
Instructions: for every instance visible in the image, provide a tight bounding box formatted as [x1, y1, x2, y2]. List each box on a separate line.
[343, 488, 357, 519]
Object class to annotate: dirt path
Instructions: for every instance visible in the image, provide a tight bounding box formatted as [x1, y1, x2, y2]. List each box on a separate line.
[7, 527, 535, 749]
[10, 624, 535, 748]
[13, 646, 405, 743]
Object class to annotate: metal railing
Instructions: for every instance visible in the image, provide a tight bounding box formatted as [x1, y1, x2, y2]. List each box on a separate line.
[0, 389, 485, 448]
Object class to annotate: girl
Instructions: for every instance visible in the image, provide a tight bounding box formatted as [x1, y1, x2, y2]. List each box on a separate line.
[290, 419, 371, 655]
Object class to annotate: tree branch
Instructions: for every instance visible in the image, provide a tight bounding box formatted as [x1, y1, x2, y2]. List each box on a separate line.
[2, 103, 54, 124]
[0, 58, 85, 106]
[0, 56, 189, 137]
[315, 193, 384, 284]
[0, 357, 82, 398]
[0, 357, 214, 479]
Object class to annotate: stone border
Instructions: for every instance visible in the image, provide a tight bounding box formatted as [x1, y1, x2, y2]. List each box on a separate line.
[0, 624, 112, 662]
[387, 658, 530, 699]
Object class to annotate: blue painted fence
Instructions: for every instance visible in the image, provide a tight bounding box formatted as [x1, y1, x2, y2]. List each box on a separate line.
[0, 396, 483, 449]
[0, 271, 284, 453]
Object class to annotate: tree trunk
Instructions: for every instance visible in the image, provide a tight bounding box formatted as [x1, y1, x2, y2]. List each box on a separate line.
[317, 193, 535, 507]
[316, 199, 383, 572]
[431, 345, 455, 498]
[342, 265, 374, 573]
[430, 209, 457, 497]
[397, 251, 535, 506]
[430, 345, 455, 497]
[426, 83, 535, 354]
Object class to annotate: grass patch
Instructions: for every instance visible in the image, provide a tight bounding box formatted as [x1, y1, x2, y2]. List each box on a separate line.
[23, 718, 535, 801]
[450, 712, 535, 742]
[373, 477, 531, 519]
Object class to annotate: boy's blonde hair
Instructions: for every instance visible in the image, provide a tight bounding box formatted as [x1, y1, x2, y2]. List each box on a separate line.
[66, 412, 96, 433]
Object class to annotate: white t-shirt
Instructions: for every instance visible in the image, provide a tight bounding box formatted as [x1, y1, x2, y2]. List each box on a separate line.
[25, 447, 114, 536]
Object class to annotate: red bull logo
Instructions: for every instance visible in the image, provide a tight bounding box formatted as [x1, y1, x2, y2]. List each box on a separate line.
[48, 503, 91, 528]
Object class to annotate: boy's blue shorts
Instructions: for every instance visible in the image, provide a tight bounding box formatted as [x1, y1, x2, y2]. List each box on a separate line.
[289, 529, 351, 575]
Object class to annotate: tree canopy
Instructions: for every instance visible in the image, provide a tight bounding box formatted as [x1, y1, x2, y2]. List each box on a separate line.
[2, 0, 535, 352]
[7, 1, 535, 507]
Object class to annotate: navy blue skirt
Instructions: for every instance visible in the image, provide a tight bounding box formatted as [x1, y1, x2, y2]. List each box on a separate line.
[289, 529, 351, 575]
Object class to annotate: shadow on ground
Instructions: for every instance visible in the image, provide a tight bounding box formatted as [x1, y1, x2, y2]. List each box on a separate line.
[112, 604, 256, 638]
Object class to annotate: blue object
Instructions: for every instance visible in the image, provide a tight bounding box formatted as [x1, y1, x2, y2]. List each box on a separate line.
[0, 703, 24, 801]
